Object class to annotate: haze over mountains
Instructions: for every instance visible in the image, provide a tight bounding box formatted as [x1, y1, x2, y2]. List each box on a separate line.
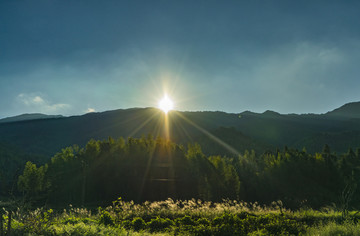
[1, 102, 360, 157]
[0, 113, 63, 123]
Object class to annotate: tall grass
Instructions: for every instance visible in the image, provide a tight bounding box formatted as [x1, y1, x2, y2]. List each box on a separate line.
[2, 199, 360, 235]
[305, 221, 360, 236]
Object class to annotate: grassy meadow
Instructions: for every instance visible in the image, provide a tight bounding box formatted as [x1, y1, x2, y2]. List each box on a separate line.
[2, 198, 360, 235]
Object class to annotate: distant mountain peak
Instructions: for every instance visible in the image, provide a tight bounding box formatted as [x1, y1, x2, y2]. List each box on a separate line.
[240, 111, 258, 116]
[262, 110, 281, 117]
[0, 113, 64, 123]
[325, 101, 360, 119]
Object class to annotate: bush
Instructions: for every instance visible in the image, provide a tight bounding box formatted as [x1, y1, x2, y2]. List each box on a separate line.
[132, 217, 146, 231]
[147, 217, 174, 232]
[177, 215, 196, 226]
[99, 211, 114, 226]
[197, 217, 210, 226]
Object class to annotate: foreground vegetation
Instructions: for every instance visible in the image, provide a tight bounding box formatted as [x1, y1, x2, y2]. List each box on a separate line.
[2, 198, 360, 235]
[2, 135, 360, 234]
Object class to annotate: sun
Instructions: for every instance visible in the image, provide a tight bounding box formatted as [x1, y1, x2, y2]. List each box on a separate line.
[158, 95, 174, 114]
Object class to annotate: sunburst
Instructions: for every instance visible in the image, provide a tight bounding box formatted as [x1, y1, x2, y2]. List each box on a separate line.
[158, 95, 174, 114]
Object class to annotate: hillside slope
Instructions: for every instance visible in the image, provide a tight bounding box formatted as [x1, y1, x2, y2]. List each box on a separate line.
[0, 102, 360, 157]
[0, 113, 63, 123]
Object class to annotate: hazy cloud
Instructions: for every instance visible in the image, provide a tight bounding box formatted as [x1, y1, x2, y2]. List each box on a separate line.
[236, 41, 360, 113]
[16, 93, 70, 114]
[86, 108, 96, 113]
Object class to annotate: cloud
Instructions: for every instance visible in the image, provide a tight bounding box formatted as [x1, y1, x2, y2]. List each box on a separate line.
[86, 108, 95, 113]
[16, 93, 70, 114]
[18, 94, 46, 106]
[232, 41, 359, 113]
[32, 96, 44, 104]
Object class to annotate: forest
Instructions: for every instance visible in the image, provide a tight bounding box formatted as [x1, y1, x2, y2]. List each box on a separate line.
[1, 135, 360, 235]
[13, 136, 360, 209]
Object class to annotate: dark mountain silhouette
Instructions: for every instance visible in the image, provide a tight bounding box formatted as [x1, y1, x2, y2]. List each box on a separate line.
[0, 102, 360, 158]
[0, 113, 63, 123]
[325, 102, 360, 119]
[0, 108, 244, 156]
[261, 110, 282, 118]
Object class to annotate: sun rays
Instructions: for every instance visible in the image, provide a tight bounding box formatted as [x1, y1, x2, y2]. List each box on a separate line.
[120, 80, 240, 201]
[172, 111, 241, 156]
[121, 107, 241, 202]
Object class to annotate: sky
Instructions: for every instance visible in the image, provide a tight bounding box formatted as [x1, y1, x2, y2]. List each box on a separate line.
[1, 0, 360, 118]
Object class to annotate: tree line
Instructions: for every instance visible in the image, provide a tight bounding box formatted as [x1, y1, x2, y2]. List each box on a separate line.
[16, 136, 360, 209]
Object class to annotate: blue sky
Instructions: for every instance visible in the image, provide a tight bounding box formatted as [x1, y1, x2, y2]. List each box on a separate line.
[1, 0, 360, 118]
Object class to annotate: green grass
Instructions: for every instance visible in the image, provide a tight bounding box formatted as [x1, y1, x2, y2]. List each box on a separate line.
[305, 221, 360, 236]
[2, 199, 360, 235]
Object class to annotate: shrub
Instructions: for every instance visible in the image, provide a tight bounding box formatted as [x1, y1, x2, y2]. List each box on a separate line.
[63, 216, 80, 224]
[132, 217, 146, 231]
[99, 210, 114, 226]
[177, 215, 196, 226]
[147, 217, 174, 232]
[197, 217, 210, 226]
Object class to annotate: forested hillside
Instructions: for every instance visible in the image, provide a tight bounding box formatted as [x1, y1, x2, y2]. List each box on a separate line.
[1, 102, 360, 209]
[16, 136, 360, 210]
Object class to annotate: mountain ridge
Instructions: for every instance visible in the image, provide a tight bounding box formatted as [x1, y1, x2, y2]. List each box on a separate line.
[0, 113, 64, 123]
[2, 101, 360, 122]
[0, 102, 360, 157]
[325, 102, 360, 119]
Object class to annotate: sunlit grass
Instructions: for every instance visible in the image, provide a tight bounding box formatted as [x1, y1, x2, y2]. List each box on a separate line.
[4, 199, 360, 235]
[305, 221, 360, 236]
